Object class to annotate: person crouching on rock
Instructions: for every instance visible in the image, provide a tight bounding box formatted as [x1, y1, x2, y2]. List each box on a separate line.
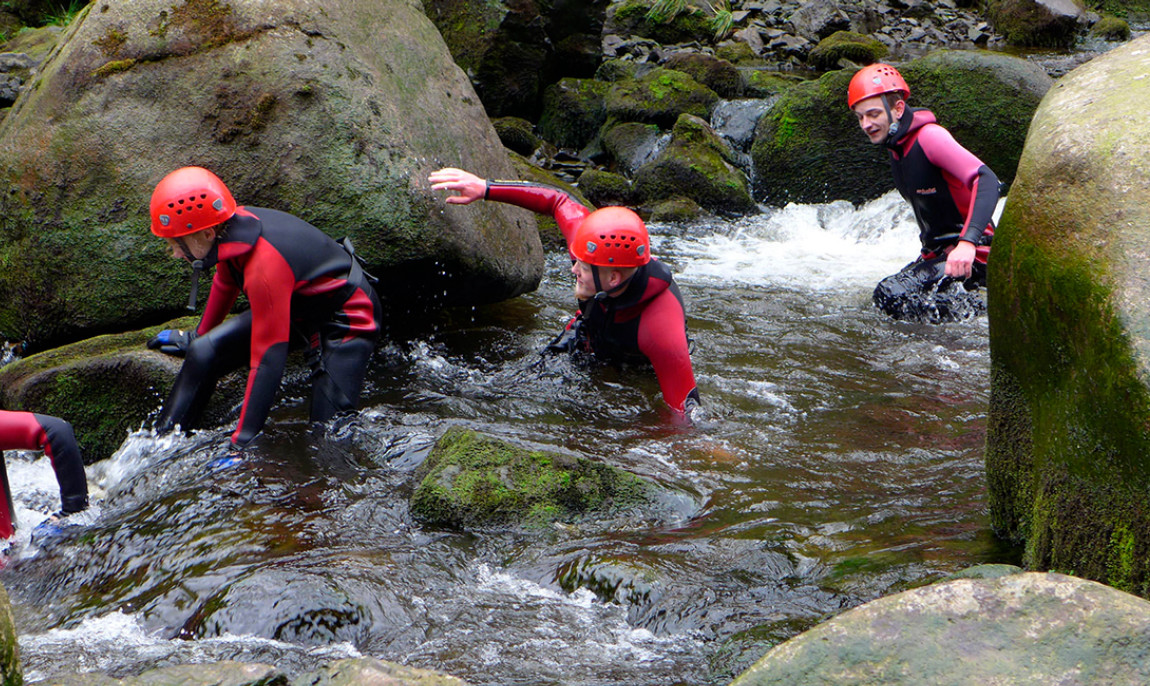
[0, 411, 89, 540]
[849, 63, 1000, 322]
[429, 167, 700, 418]
[145, 166, 382, 449]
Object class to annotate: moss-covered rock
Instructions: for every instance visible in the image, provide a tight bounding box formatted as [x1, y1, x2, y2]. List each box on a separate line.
[601, 120, 666, 176]
[635, 113, 757, 215]
[986, 34, 1150, 596]
[410, 427, 655, 529]
[730, 573, 1150, 685]
[751, 68, 886, 205]
[0, 0, 542, 349]
[491, 116, 540, 156]
[594, 57, 640, 83]
[1091, 14, 1131, 40]
[577, 168, 636, 207]
[663, 52, 744, 98]
[742, 69, 802, 99]
[537, 77, 610, 150]
[605, 67, 720, 129]
[0, 583, 19, 686]
[806, 30, 888, 70]
[987, 0, 1087, 48]
[715, 40, 759, 65]
[1, 24, 61, 62]
[899, 50, 1053, 189]
[0, 316, 244, 462]
[606, 0, 714, 45]
[648, 196, 709, 222]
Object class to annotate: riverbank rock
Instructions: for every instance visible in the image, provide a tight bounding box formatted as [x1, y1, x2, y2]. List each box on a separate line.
[986, 34, 1150, 596]
[537, 77, 610, 150]
[410, 427, 656, 529]
[0, 317, 243, 463]
[0, 0, 542, 349]
[987, 0, 1087, 48]
[605, 67, 721, 129]
[729, 571, 1150, 685]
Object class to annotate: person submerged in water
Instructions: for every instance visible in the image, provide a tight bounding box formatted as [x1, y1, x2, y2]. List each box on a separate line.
[848, 63, 1000, 322]
[429, 167, 700, 418]
[145, 166, 382, 449]
[0, 410, 89, 540]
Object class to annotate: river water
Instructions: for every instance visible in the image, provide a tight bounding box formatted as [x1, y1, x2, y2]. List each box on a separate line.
[0, 191, 1016, 685]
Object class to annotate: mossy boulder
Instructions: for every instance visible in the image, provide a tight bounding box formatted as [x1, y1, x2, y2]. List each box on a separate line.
[594, 58, 640, 83]
[751, 68, 884, 205]
[634, 113, 756, 215]
[491, 116, 540, 157]
[663, 52, 744, 98]
[742, 69, 801, 99]
[986, 34, 1150, 596]
[899, 50, 1053, 189]
[0, 0, 542, 349]
[731, 572, 1150, 685]
[601, 120, 666, 176]
[1, 24, 62, 63]
[648, 196, 709, 222]
[1091, 14, 1131, 40]
[537, 77, 610, 150]
[606, 0, 714, 45]
[0, 316, 244, 463]
[605, 67, 721, 129]
[410, 427, 655, 529]
[0, 583, 18, 686]
[987, 0, 1087, 48]
[806, 30, 888, 70]
[577, 168, 636, 207]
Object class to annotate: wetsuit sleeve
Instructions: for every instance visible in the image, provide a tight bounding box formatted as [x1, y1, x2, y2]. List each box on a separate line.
[484, 181, 593, 251]
[232, 238, 295, 447]
[0, 411, 89, 515]
[916, 124, 1000, 245]
[197, 266, 241, 336]
[635, 291, 698, 414]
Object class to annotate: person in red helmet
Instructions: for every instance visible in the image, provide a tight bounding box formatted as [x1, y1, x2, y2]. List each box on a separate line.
[428, 167, 699, 417]
[0, 411, 89, 540]
[146, 166, 382, 448]
[848, 63, 1000, 322]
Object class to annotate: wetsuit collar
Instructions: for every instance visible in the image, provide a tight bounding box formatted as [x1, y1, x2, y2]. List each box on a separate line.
[590, 265, 637, 302]
[884, 105, 917, 149]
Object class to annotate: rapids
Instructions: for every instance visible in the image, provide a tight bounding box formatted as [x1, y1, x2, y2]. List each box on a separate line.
[0, 191, 1015, 685]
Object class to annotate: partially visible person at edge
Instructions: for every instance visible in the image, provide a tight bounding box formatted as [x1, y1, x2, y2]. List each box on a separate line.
[849, 63, 1000, 321]
[145, 166, 382, 449]
[0, 411, 89, 540]
[429, 168, 700, 418]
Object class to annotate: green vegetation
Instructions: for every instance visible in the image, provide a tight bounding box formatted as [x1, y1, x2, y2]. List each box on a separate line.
[41, 0, 86, 27]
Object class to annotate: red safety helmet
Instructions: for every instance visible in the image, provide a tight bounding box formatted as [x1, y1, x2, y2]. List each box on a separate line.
[150, 166, 237, 238]
[847, 63, 910, 109]
[571, 206, 651, 268]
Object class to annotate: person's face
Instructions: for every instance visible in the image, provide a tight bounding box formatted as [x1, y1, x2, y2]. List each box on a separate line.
[852, 94, 904, 144]
[572, 259, 599, 300]
[164, 228, 216, 262]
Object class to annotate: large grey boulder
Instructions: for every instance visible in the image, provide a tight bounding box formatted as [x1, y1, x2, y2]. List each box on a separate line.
[988, 0, 1087, 48]
[987, 34, 1150, 596]
[731, 572, 1150, 685]
[0, 0, 542, 348]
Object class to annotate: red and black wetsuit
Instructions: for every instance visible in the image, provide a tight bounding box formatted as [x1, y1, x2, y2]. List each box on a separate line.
[0, 411, 89, 539]
[158, 207, 382, 447]
[485, 181, 699, 413]
[876, 107, 1000, 320]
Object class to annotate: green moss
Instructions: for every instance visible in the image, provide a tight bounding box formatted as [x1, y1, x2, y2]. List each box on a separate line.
[605, 68, 719, 129]
[1107, 525, 1137, 593]
[92, 26, 127, 56]
[410, 428, 653, 529]
[91, 57, 136, 77]
[807, 31, 888, 70]
[1091, 15, 1131, 40]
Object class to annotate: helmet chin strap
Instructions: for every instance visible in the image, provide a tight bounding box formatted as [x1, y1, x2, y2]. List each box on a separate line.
[883, 95, 901, 142]
[176, 233, 220, 311]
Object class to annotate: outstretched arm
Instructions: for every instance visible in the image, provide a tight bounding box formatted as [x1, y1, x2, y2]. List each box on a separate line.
[429, 168, 487, 205]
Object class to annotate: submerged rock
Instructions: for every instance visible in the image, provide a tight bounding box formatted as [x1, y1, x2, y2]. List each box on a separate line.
[730, 572, 1150, 685]
[410, 427, 658, 529]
